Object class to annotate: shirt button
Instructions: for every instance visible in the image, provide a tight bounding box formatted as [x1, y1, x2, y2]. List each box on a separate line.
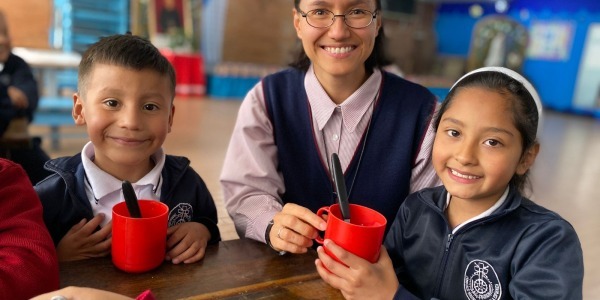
[332, 134, 339, 141]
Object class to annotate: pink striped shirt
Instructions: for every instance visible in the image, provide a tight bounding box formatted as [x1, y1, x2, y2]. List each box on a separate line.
[220, 66, 440, 242]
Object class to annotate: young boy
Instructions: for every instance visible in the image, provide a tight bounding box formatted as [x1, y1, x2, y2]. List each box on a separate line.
[35, 34, 220, 264]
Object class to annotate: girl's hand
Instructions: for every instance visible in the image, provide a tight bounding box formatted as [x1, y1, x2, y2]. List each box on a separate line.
[165, 222, 210, 264]
[269, 203, 327, 254]
[315, 239, 399, 300]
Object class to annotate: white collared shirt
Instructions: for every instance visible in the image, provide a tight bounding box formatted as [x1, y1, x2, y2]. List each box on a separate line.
[81, 141, 166, 227]
[446, 186, 509, 234]
[308, 67, 381, 171]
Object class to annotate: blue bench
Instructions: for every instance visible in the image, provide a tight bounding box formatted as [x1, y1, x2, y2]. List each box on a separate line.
[33, 96, 76, 150]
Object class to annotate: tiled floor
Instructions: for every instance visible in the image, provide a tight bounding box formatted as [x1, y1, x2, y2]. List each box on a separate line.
[33, 97, 600, 298]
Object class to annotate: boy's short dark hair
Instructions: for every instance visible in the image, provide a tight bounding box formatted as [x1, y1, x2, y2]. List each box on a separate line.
[78, 34, 176, 98]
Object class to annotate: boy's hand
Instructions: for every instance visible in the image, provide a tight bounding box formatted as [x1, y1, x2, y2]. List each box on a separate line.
[315, 239, 399, 300]
[56, 214, 112, 262]
[165, 222, 210, 264]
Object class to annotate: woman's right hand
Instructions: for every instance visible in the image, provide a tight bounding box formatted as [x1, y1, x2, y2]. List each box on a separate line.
[269, 203, 327, 254]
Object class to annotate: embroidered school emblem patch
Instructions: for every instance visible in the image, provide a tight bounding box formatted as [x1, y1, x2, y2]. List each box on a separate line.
[168, 203, 193, 227]
[464, 259, 502, 300]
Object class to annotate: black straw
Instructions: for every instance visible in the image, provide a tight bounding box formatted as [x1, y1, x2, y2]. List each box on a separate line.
[122, 180, 142, 218]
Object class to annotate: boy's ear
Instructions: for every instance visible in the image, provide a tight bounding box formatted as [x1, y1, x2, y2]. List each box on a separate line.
[168, 104, 175, 133]
[72, 93, 86, 125]
[516, 143, 540, 175]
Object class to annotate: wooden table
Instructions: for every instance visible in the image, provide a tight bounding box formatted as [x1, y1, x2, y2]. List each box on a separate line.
[60, 238, 343, 299]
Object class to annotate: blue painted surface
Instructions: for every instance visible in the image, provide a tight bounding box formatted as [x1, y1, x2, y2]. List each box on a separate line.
[207, 75, 260, 99]
[434, 1, 600, 115]
[428, 87, 450, 103]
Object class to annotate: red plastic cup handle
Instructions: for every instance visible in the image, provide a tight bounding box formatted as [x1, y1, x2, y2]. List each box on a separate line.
[315, 206, 330, 244]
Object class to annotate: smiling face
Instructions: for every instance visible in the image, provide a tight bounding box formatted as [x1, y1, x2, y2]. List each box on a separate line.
[293, 0, 381, 82]
[73, 63, 174, 179]
[432, 87, 536, 206]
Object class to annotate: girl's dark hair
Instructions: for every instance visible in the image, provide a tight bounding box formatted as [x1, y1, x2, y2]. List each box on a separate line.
[290, 0, 390, 71]
[433, 71, 540, 194]
[78, 34, 176, 98]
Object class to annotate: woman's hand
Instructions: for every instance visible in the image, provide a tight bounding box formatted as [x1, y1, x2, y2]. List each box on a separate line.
[315, 239, 399, 300]
[269, 203, 327, 254]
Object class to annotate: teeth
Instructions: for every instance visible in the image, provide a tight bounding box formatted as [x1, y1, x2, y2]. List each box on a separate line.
[324, 46, 353, 54]
[451, 169, 480, 180]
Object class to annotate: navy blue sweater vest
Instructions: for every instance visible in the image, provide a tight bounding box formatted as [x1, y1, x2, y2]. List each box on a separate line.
[263, 68, 436, 233]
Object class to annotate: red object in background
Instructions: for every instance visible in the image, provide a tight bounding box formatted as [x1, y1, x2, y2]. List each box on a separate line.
[161, 49, 206, 98]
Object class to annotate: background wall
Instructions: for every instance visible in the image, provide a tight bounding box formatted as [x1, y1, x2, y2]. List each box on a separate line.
[221, 0, 296, 66]
[0, 0, 52, 48]
[435, 0, 600, 113]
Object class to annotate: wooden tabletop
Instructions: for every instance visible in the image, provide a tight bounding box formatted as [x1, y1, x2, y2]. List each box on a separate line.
[60, 238, 343, 299]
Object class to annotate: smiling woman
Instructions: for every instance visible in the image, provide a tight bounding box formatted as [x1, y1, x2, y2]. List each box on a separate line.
[220, 0, 439, 262]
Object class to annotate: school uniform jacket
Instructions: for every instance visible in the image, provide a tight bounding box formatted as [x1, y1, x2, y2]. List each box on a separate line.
[387, 185, 584, 300]
[35, 154, 221, 246]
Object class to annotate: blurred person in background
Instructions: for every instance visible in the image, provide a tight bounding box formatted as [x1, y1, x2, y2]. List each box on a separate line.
[0, 9, 52, 184]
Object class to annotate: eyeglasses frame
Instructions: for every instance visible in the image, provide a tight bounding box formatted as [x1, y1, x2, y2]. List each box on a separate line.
[298, 8, 378, 29]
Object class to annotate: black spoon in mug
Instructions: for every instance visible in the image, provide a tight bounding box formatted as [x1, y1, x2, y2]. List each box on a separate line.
[122, 180, 142, 218]
[331, 153, 351, 223]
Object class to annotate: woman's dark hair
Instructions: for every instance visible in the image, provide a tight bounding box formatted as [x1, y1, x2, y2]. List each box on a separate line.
[289, 0, 390, 72]
[433, 71, 540, 194]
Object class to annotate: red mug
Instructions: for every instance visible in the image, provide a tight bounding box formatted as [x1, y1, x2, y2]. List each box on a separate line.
[112, 200, 169, 273]
[316, 203, 387, 264]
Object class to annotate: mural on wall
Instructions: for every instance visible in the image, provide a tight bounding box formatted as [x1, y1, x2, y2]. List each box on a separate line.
[131, 0, 200, 51]
[527, 21, 574, 61]
[467, 15, 529, 72]
[573, 23, 600, 110]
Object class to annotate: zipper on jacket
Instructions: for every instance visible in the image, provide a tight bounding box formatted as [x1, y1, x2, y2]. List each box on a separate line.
[432, 233, 454, 297]
[445, 233, 454, 251]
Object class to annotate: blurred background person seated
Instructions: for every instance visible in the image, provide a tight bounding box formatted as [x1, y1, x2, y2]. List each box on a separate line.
[0, 9, 51, 184]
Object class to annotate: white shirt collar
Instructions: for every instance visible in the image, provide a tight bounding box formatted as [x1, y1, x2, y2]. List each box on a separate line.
[445, 186, 510, 234]
[80, 141, 166, 200]
[305, 64, 382, 133]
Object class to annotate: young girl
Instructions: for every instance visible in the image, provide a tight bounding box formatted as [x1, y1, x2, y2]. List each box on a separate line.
[315, 67, 584, 299]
